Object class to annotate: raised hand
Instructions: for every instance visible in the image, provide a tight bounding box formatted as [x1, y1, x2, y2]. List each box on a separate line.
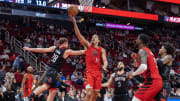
[23, 47, 30, 51]
[69, 15, 76, 24]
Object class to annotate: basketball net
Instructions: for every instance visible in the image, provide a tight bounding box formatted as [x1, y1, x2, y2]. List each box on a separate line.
[78, 0, 94, 12]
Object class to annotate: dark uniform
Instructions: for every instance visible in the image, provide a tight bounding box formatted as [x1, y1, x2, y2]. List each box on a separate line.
[155, 59, 171, 101]
[44, 47, 66, 89]
[113, 72, 130, 101]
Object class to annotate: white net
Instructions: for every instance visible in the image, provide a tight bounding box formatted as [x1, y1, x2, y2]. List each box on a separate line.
[78, 0, 94, 12]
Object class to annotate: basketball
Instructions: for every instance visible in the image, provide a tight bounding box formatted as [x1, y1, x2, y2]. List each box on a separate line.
[68, 5, 79, 16]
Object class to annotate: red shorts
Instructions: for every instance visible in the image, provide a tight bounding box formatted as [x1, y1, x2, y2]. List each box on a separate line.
[23, 88, 32, 97]
[135, 79, 162, 101]
[84, 71, 102, 90]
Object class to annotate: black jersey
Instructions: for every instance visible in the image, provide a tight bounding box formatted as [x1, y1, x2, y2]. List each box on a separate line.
[49, 47, 66, 72]
[113, 72, 129, 95]
[157, 59, 171, 80]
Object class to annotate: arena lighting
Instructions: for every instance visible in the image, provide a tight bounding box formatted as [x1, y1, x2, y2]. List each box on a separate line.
[90, 7, 158, 21]
[59, 3, 158, 21]
[155, 0, 180, 4]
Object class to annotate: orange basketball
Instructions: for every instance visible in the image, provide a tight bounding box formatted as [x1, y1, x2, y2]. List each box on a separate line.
[68, 5, 79, 16]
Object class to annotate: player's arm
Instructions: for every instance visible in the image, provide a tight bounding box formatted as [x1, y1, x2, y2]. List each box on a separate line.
[160, 55, 172, 65]
[21, 74, 28, 96]
[131, 49, 148, 77]
[64, 49, 85, 58]
[102, 73, 114, 87]
[70, 15, 90, 48]
[101, 48, 108, 72]
[23, 46, 56, 53]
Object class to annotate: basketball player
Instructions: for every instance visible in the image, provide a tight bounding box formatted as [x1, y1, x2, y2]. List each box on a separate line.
[128, 34, 163, 101]
[21, 66, 34, 101]
[155, 42, 175, 101]
[23, 38, 85, 101]
[102, 61, 130, 101]
[70, 15, 108, 101]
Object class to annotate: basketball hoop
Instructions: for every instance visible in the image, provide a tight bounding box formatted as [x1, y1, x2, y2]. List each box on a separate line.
[78, 0, 94, 12]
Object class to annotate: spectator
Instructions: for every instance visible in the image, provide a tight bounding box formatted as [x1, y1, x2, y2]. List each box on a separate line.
[3, 46, 10, 54]
[104, 92, 112, 101]
[3, 86, 15, 101]
[78, 92, 85, 101]
[23, 40, 31, 48]
[11, 79, 18, 92]
[19, 56, 25, 72]
[60, 91, 67, 101]
[67, 90, 77, 101]
[0, 87, 4, 100]
[12, 56, 24, 72]
[65, 75, 73, 93]
[0, 66, 6, 84]
[0, 52, 9, 60]
[10, 53, 16, 65]
[15, 88, 22, 101]
[71, 71, 78, 82]
[0, 40, 4, 52]
[75, 61, 83, 70]
[14, 69, 23, 87]
[176, 88, 180, 96]
[1, 59, 10, 66]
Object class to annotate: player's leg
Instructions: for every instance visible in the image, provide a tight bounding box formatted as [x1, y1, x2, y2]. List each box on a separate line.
[84, 72, 94, 101]
[91, 73, 102, 101]
[91, 90, 99, 101]
[47, 89, 57, 101]
[156, 81, 171, 101]
[29, 69, 56, 100]
[85, 88, 94, 101]
[33, 83, 50, 95]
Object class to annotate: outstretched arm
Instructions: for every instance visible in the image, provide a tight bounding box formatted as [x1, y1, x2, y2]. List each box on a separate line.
[70, 15, 90, 48]
[101, 48, 108, 72]
[23, 46, 56, 53]
[102, 73, 114, 87]
[63, 49, 85, 59]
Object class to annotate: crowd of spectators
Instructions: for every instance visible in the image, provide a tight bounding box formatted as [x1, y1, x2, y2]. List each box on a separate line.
[0, 14, 180, 101]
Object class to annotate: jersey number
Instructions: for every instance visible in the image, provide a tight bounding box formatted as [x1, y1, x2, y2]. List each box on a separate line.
[118, 82, 121, 87]
[51, 54, 59, 62]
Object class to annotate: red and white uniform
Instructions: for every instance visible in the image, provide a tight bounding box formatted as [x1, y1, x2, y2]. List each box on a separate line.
[23, 73, 34, 97]
[135, 47, 163, 101]
[84, 44, 102, 90]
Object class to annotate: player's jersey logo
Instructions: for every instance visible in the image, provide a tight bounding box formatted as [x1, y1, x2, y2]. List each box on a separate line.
[92, 50, 98, 57]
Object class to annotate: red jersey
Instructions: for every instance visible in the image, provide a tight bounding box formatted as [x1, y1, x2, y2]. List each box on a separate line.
[85, 44, 102, 72]
[24, 73, 33, 97]
[141, 47, 162, 80]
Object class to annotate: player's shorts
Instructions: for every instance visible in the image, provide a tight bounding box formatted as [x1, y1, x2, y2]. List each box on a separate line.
[154, 80, 171, 101]
[135, 78, 163, 101]
[23, 88, 32, 97]
[84, 70, 102, 90]
[113, 93, 130, 101]
[44, 67, 57, 90]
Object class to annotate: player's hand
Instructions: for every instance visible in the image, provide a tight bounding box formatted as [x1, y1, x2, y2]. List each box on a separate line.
[138, 83, 142, 87]
[102, 66, 108, 73]
[127, 71, 134, 79]
[20, 88, 24, 97]
[23, 47, 30, 51]
[69, 15, 76, 23]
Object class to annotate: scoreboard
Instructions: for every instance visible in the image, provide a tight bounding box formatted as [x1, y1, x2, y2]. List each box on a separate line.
[1, 0, 47, 6]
